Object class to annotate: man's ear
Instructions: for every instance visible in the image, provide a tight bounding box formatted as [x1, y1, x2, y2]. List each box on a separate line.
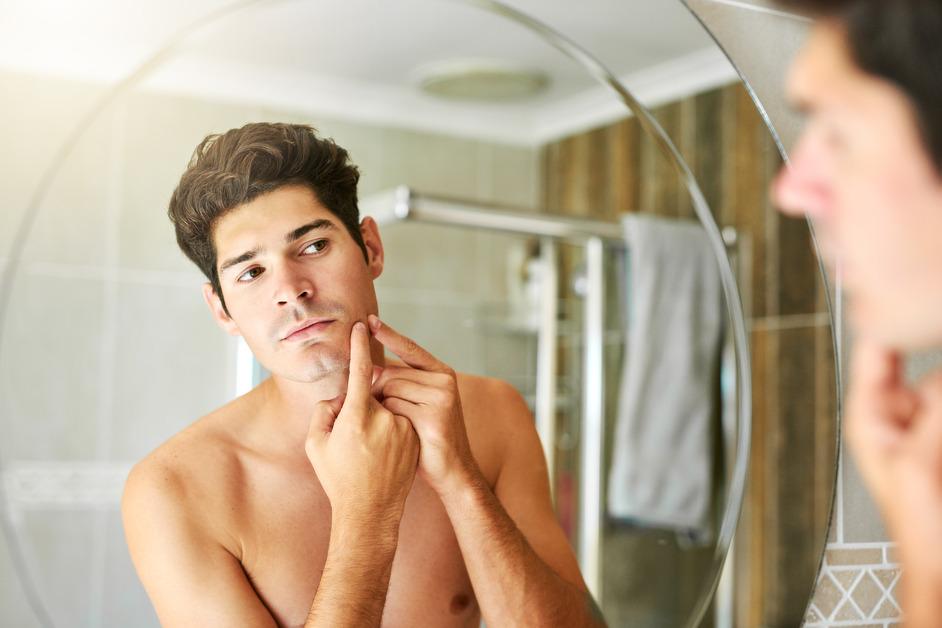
[360, 216, 385, 280]
[202, 282, 241, 337]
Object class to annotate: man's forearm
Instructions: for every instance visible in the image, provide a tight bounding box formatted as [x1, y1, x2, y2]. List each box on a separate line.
[305, 514, 399, 628]
[889, 514, 942, 628]
[441, 471, 606, 628]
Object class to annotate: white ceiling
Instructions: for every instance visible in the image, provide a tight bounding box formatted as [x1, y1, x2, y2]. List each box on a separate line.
[0, 0, 740, 144]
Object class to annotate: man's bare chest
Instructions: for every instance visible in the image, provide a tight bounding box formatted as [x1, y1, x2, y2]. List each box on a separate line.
[233, 468, 480, 627]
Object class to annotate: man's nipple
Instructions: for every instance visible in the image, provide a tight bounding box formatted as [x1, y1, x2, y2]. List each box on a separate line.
[449, 593, 471, 614]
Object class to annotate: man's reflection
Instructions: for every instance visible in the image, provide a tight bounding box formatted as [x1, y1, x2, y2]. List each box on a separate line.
[121, 122, 605, 627]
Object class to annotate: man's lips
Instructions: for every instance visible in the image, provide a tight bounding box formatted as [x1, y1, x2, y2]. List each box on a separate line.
[282, 319, 335, 341]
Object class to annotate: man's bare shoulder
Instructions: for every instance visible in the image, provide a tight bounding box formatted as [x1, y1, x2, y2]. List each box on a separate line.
[455, 371, 531, 424]
[122, 393, 258, 550]
[454, 372, 536, 480]
[129, 395, 247, 482]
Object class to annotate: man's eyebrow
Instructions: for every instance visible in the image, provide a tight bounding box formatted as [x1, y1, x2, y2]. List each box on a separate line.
[285, 218, 336, 244]
[218, 219, 337, 275]
[219, 247, 261, 275]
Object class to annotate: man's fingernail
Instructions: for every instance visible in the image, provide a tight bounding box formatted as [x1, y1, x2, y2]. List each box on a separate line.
[354, 321, 366, 332]
[368, 315, 381, 330]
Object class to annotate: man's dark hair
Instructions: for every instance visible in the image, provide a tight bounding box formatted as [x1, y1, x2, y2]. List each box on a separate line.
[777, 0, 942, 172]
[168, 122, 366, 316]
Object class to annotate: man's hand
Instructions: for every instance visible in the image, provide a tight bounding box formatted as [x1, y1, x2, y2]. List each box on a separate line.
[305, 321, 420, 526]
[367, 315, 479, 496]
[845, 338, 942, 519]
[845, 337, 942, 627]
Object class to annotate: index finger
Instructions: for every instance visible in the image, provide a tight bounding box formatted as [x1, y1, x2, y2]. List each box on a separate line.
[367, 315, 449, 373]
[345, 321, 374, 410]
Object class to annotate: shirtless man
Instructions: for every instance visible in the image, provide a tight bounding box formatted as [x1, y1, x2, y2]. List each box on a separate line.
[121, 123, 605, 627]
[773, 1, 942, 625]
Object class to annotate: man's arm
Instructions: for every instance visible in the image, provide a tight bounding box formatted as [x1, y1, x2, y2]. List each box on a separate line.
[305, 510, 400, 626]
[845, 340, 942, 627]
[122, 461, 279, 628]
[123, 459, 403, 628]
[369, 315, 606, 628]
[440, 379, 605, 628]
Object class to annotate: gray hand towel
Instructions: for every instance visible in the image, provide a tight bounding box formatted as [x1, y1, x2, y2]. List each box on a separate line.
[607, 214, 723, 538]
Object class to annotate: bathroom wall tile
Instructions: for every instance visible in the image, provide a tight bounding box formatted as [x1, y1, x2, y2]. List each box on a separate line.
[18, 108, 118, 269]
[101, 510, 160, 626]
[816, 321, 839, 545]
[480, 325, 538, 392]
[905, 349, 942, 383]
[471, 231, 531, 303]
[375, 297, 485, 376]
[810, 573, 842, 618]
[551, 132, 594, 216]
[373, 127, 482, 201]
[0, 72, 107, 261]
[806, 543, 902, 626]
[0, 274, 105, 461]
[833, 600, 863, 620]
[583, 126, 617, 220]
[851, 572, 883, 617]
[826, 548, 884, 566]
[476, 142, 541, 209]
[14, 511, 99, 627]
[119, 90, 263, 273]
[605, 118, 641, 215]
[600, 526, 713, 627]
[691, 88, 726, 220]
[776, 211, 820, 316]
[726, 84, 772, 318]
[734, 325, 773, 626]
[0, 522, 43, 628]
[886, 546, 899, 564]
[841, 440, 889, 543]
[110, 281, 233, 461]
[375, 222, 479, 296]
[768, 324, 821, 619]
[641, 102, 685, 218]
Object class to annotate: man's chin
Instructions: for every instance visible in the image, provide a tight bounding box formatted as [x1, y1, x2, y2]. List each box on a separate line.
[848, 293, 940, 352]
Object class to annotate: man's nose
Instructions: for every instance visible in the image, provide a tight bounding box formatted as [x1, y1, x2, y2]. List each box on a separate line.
[274, 262, 313, 306]
[772, 131, 833, 221]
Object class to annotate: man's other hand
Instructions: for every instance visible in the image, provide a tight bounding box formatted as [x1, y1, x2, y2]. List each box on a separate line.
[368, 315, 480, 497]
[846, 338, 942, 534]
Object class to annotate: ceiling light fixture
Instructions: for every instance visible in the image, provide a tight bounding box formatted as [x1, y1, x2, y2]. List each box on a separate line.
[415, 59, 550, 102]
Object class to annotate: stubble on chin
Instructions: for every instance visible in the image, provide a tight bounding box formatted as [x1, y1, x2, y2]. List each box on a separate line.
[292, 347, 351, 391]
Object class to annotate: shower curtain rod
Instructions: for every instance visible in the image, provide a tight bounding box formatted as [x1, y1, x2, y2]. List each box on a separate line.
[361, 186, 739, 249]
[361, 185, 626, 244]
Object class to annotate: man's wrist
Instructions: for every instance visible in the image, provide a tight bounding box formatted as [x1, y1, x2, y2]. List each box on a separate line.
[330, 506, 403, 550]
[436, 460, 488, 507]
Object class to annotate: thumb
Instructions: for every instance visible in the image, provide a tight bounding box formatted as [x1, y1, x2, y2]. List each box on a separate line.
[307, 396, 344, 445]
[851, 337, 902, 392]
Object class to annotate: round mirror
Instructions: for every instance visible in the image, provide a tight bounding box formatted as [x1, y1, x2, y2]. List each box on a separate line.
[0, 1, 836, 626]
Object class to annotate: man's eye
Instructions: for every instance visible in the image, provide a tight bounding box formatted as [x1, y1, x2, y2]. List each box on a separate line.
[237, 267, 263, 283]
[303, 240, 328, 254]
